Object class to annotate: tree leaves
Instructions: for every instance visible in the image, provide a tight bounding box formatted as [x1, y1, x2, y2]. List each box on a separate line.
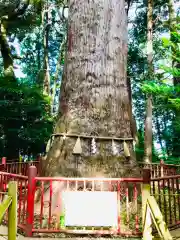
[0, 75, 53, 157]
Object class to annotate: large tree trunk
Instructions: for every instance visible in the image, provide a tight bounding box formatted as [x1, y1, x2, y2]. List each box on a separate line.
[154, 110, 164, 156]
[44, 0, 137, 177]
[144, 0, 153, 164]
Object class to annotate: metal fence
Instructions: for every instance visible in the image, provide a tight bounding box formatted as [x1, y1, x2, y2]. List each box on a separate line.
[0, 162, 180, 237]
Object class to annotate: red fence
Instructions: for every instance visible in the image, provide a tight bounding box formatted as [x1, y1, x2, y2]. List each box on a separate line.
[1, 157, 180, 178]
[141, 162, 180, 178]
[0, 172, 28, 232]
[6, 161, 40, 175]
[0, 158, 40, 176]
[151, 174, 180, 228]
[0, 162, 180, 237]
[0, 166, 143, 237]
[31, 176, 143, 236]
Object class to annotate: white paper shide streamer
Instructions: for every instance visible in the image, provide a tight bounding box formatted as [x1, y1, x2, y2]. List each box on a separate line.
[112, 140, 118, 155]
[91, 138, 97, 154]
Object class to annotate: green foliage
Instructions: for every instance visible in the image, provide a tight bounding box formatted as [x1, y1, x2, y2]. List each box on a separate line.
[128, 0, 180, 162]
[0, 0, 66, 158]
[0, 0, 43, 31]
[141, 25, 180, 160]
[0, 75, 53, 158]
[0, 0, 179, 164]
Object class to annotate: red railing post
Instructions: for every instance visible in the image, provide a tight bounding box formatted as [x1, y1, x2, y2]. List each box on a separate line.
[1, 157, 6, 172]
[26, 166, 37, 237]
[2, 157, 6, 166]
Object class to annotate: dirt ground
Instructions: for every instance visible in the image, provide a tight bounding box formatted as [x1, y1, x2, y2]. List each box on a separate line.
[0, 225, 180, 240]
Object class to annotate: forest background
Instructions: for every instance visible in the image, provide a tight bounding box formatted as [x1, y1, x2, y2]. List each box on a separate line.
[0, 0, 179, 165]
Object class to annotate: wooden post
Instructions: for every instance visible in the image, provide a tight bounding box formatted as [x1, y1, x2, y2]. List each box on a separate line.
[147, 196, 173, 240]
[160, 160, 164, 177]
[19, 154, 22, 175]
[142, 168, 152, 240]
[26, 166, 37, 237]
[2, 157, 6, 165]
[8, 181, 17, 240]
[142, 168, 151, 219]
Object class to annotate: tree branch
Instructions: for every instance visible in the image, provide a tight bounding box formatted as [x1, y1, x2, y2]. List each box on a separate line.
[12, 54, 23, 60]
[0, 20, 15, 78]
[8, 0, 30, 20]
[125, 0, 133, 15]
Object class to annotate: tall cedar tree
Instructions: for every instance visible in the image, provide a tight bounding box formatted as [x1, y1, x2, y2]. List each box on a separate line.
[44, 0, 137, 177]
[144, 0, 153, 163]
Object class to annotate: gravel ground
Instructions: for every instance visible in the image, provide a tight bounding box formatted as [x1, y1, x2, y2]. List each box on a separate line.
[0, 225, 180, 240]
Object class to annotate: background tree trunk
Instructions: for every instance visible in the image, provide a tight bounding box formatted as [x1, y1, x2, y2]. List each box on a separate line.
[0, 20, 15, 78]
[42, 0, 51, 95]
[51, 35, 66, 114]
[44, 0, 137, 177]
[144, 0, 153, 164]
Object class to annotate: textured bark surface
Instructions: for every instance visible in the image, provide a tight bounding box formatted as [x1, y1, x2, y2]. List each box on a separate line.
[51, 35, 67, 114]
[0, 21, 15, 78]
[144, 0, 153, 164]
[44, 0, 137, 177]
[42, 1, 51, 95]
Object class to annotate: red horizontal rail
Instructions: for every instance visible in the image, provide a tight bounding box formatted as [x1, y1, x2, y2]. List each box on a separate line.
[35, 176, 143, 182]
[6, 161, 39, 166]
[0, 171, 28, 180]
[1, 160, 40, 176]
[141, 163, 180, 167]
[151, 175, 180, 181]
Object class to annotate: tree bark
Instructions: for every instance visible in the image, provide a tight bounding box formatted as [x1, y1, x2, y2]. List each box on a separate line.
[44, 0, 137, 177]
[127, 76, 138, 145]
[154, 109, 165, 158]
[0, 19, 15, 78]
[163, 112, 171, 156]
[144, 0, 153, 164]
[42, 1, 51, 95]
[51, 35, 67, 114]
[168, 0, 178, 86]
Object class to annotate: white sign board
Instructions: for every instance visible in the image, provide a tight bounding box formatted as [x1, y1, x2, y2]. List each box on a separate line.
[62, 191, 118, 227]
